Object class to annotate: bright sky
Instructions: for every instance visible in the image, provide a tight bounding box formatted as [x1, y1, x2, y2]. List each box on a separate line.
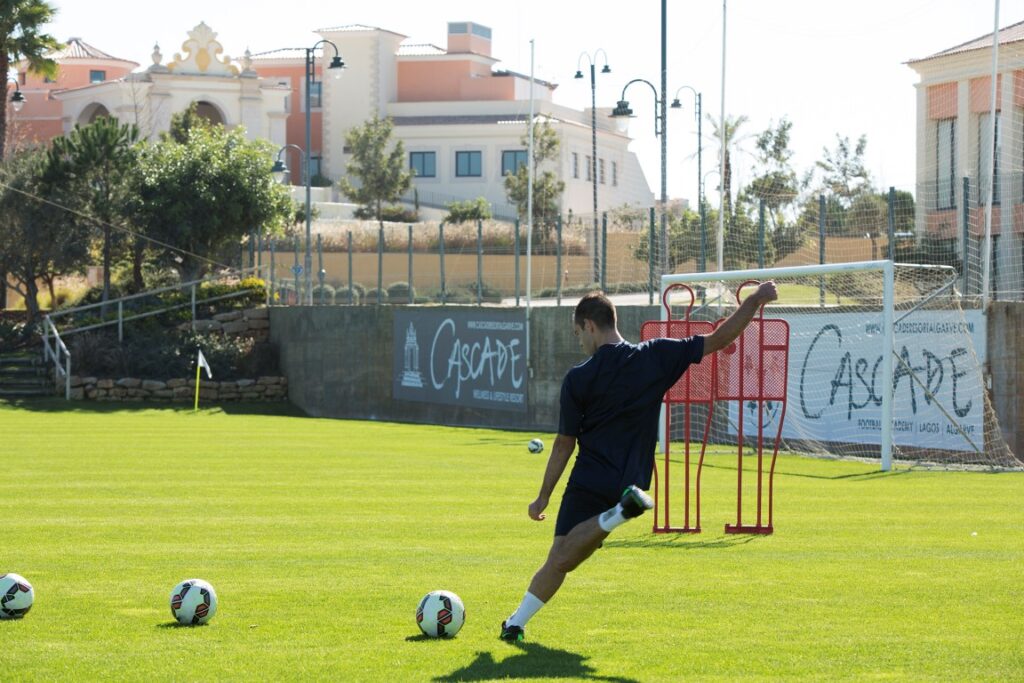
[44, 0, 1024, 205]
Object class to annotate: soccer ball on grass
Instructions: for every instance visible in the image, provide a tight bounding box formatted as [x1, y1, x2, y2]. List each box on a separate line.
[0, 573, 33, 619]
[169, 579, 218, 625]
[416, 590, 465, 637]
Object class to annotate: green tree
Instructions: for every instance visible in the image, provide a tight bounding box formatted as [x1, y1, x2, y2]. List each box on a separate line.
[634, 207, 703, 272]
[338, 116, 412, 238]
[162, 101, 212, 143]
[0, 150, 89, 320]
[48, 116, 140, 305]
[503, 119, 565, 244]
[725, 195, 776, 270]
[746, 119, 799, 226]
[132, 124, 292, 281]
[814, 133, 873, 208]
[0, 0, 61, 159]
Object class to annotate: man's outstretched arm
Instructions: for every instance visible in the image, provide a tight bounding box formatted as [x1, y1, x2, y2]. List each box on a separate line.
[528, 434, 576, 521]
[702, 281, 778, 357]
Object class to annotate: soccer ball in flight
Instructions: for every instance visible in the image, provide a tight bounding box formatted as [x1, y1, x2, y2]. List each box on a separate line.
[416, 590, 465, 638]
[528, 438, 544, 454]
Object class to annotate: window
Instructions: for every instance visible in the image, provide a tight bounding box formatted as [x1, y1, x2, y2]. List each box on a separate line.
[455, 151, 482, 177]
[410, 151, 436, 178]
[936, 119, 955, 209]
[501, 150, 528, 176]
[273, 78, 292, 112]
[572, 153, 579, 179]
[979, 112, 1000, 205]
[89, 70, 105, 83]
[308, 81, 322, 109]
[612, 161, 618, 187]
[310, 156, 322, 179]
[585, 155, 592, 181]
[599, 158, 606, 185]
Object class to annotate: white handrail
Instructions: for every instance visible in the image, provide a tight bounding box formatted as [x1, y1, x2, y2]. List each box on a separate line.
[42, 314, 70, 399]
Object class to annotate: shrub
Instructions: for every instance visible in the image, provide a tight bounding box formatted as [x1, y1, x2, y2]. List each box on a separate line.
[69, 328, 280, 381]
[309, 173, 333, 188]
[365, 288, 389, 304]
[386, 281, 415, 303]
[444, 197, 492, 224]
[311, 284, 336, 305]
[334, 287, 360, 305]
[353, 205, 419, 223]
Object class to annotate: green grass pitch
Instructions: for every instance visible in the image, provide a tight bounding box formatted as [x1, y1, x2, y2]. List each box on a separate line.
[1, 400, 1022, 681]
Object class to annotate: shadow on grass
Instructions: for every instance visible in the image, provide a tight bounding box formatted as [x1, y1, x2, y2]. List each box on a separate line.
[700, 460, 906, 482]
[427, 641, 640, 683]
[156, 621, 209, 629]
[604, 533, 757, 551]
[0, 397, 305, 418]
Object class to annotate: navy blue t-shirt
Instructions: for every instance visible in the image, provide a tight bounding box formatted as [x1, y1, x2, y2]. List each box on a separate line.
[558, 336, 705, 498]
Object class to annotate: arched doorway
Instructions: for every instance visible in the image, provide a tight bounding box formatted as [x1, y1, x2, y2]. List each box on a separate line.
[78, 103, 110, 125]
[194, 100, 225, 126]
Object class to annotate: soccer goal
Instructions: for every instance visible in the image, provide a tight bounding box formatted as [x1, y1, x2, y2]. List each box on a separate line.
[659, 260, 1020, 471]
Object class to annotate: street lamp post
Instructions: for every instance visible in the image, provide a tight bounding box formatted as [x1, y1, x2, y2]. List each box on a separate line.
[3, 77, 25, 162]
[302, 40, 344, 304]
[271, 144, 307, 295]
[6, 77, 24, 113]
[670, 87, 702, 271]
[575, 50, 610, 285]
[610, 78, 668, 275]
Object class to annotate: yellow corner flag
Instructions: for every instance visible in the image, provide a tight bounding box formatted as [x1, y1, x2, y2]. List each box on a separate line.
[194, 348, 213, 412]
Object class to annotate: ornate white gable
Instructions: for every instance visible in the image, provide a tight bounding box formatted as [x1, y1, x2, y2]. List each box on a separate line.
[166, 22, 239, 76]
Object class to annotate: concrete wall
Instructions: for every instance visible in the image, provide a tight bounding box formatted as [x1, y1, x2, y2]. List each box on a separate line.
[270, 304, 657, 431]
[272, 302, 1023, 460]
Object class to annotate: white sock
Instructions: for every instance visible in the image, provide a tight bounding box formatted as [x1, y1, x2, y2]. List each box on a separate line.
[598, 503, 628, 532]
[506, 591, 545, 628]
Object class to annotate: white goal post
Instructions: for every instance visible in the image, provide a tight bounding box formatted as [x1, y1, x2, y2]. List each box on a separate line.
[657, 259, 1017, 471]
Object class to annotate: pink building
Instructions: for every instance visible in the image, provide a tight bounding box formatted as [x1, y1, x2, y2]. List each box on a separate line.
[909, 20, 1024, 296]
[7, 37, 137, 151]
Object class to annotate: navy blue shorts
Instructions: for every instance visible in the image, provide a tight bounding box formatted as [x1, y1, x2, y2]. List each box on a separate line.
[554, 484, 618, 537]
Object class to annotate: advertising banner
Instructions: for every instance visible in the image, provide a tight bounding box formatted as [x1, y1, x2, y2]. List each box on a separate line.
[727, 309, 985, 451]
[393, 308, 528, 412]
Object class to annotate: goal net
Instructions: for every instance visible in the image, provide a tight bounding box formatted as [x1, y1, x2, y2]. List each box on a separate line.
[660, 261, 1021, 470]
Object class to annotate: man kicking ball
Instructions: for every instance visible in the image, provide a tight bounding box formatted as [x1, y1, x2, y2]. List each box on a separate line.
[500, 283, 778, 642]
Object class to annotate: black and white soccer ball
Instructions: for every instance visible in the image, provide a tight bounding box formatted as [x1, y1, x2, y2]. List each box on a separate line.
[169, 579, 217, 625]
[416, 590, 465, 638]
[528, 438, 545, 454]
[0, 573, 33, 619]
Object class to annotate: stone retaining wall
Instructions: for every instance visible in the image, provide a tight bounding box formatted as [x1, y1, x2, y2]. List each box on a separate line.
[177, 306, 270, 342]
[67, 375, 288, 402]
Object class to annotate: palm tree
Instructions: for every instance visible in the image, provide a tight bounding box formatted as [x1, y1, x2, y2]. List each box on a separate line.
[707, 114, 750, 217]
[1, 0, 62, 159]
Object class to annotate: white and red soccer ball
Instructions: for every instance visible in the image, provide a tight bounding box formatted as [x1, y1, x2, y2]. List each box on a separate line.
[416, 590, 465, 638]
[169, 579, 218, 625]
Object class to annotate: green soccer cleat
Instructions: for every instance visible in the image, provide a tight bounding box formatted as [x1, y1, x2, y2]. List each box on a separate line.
[620, 485, 654, 519]
[499, 620, 525, 642]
